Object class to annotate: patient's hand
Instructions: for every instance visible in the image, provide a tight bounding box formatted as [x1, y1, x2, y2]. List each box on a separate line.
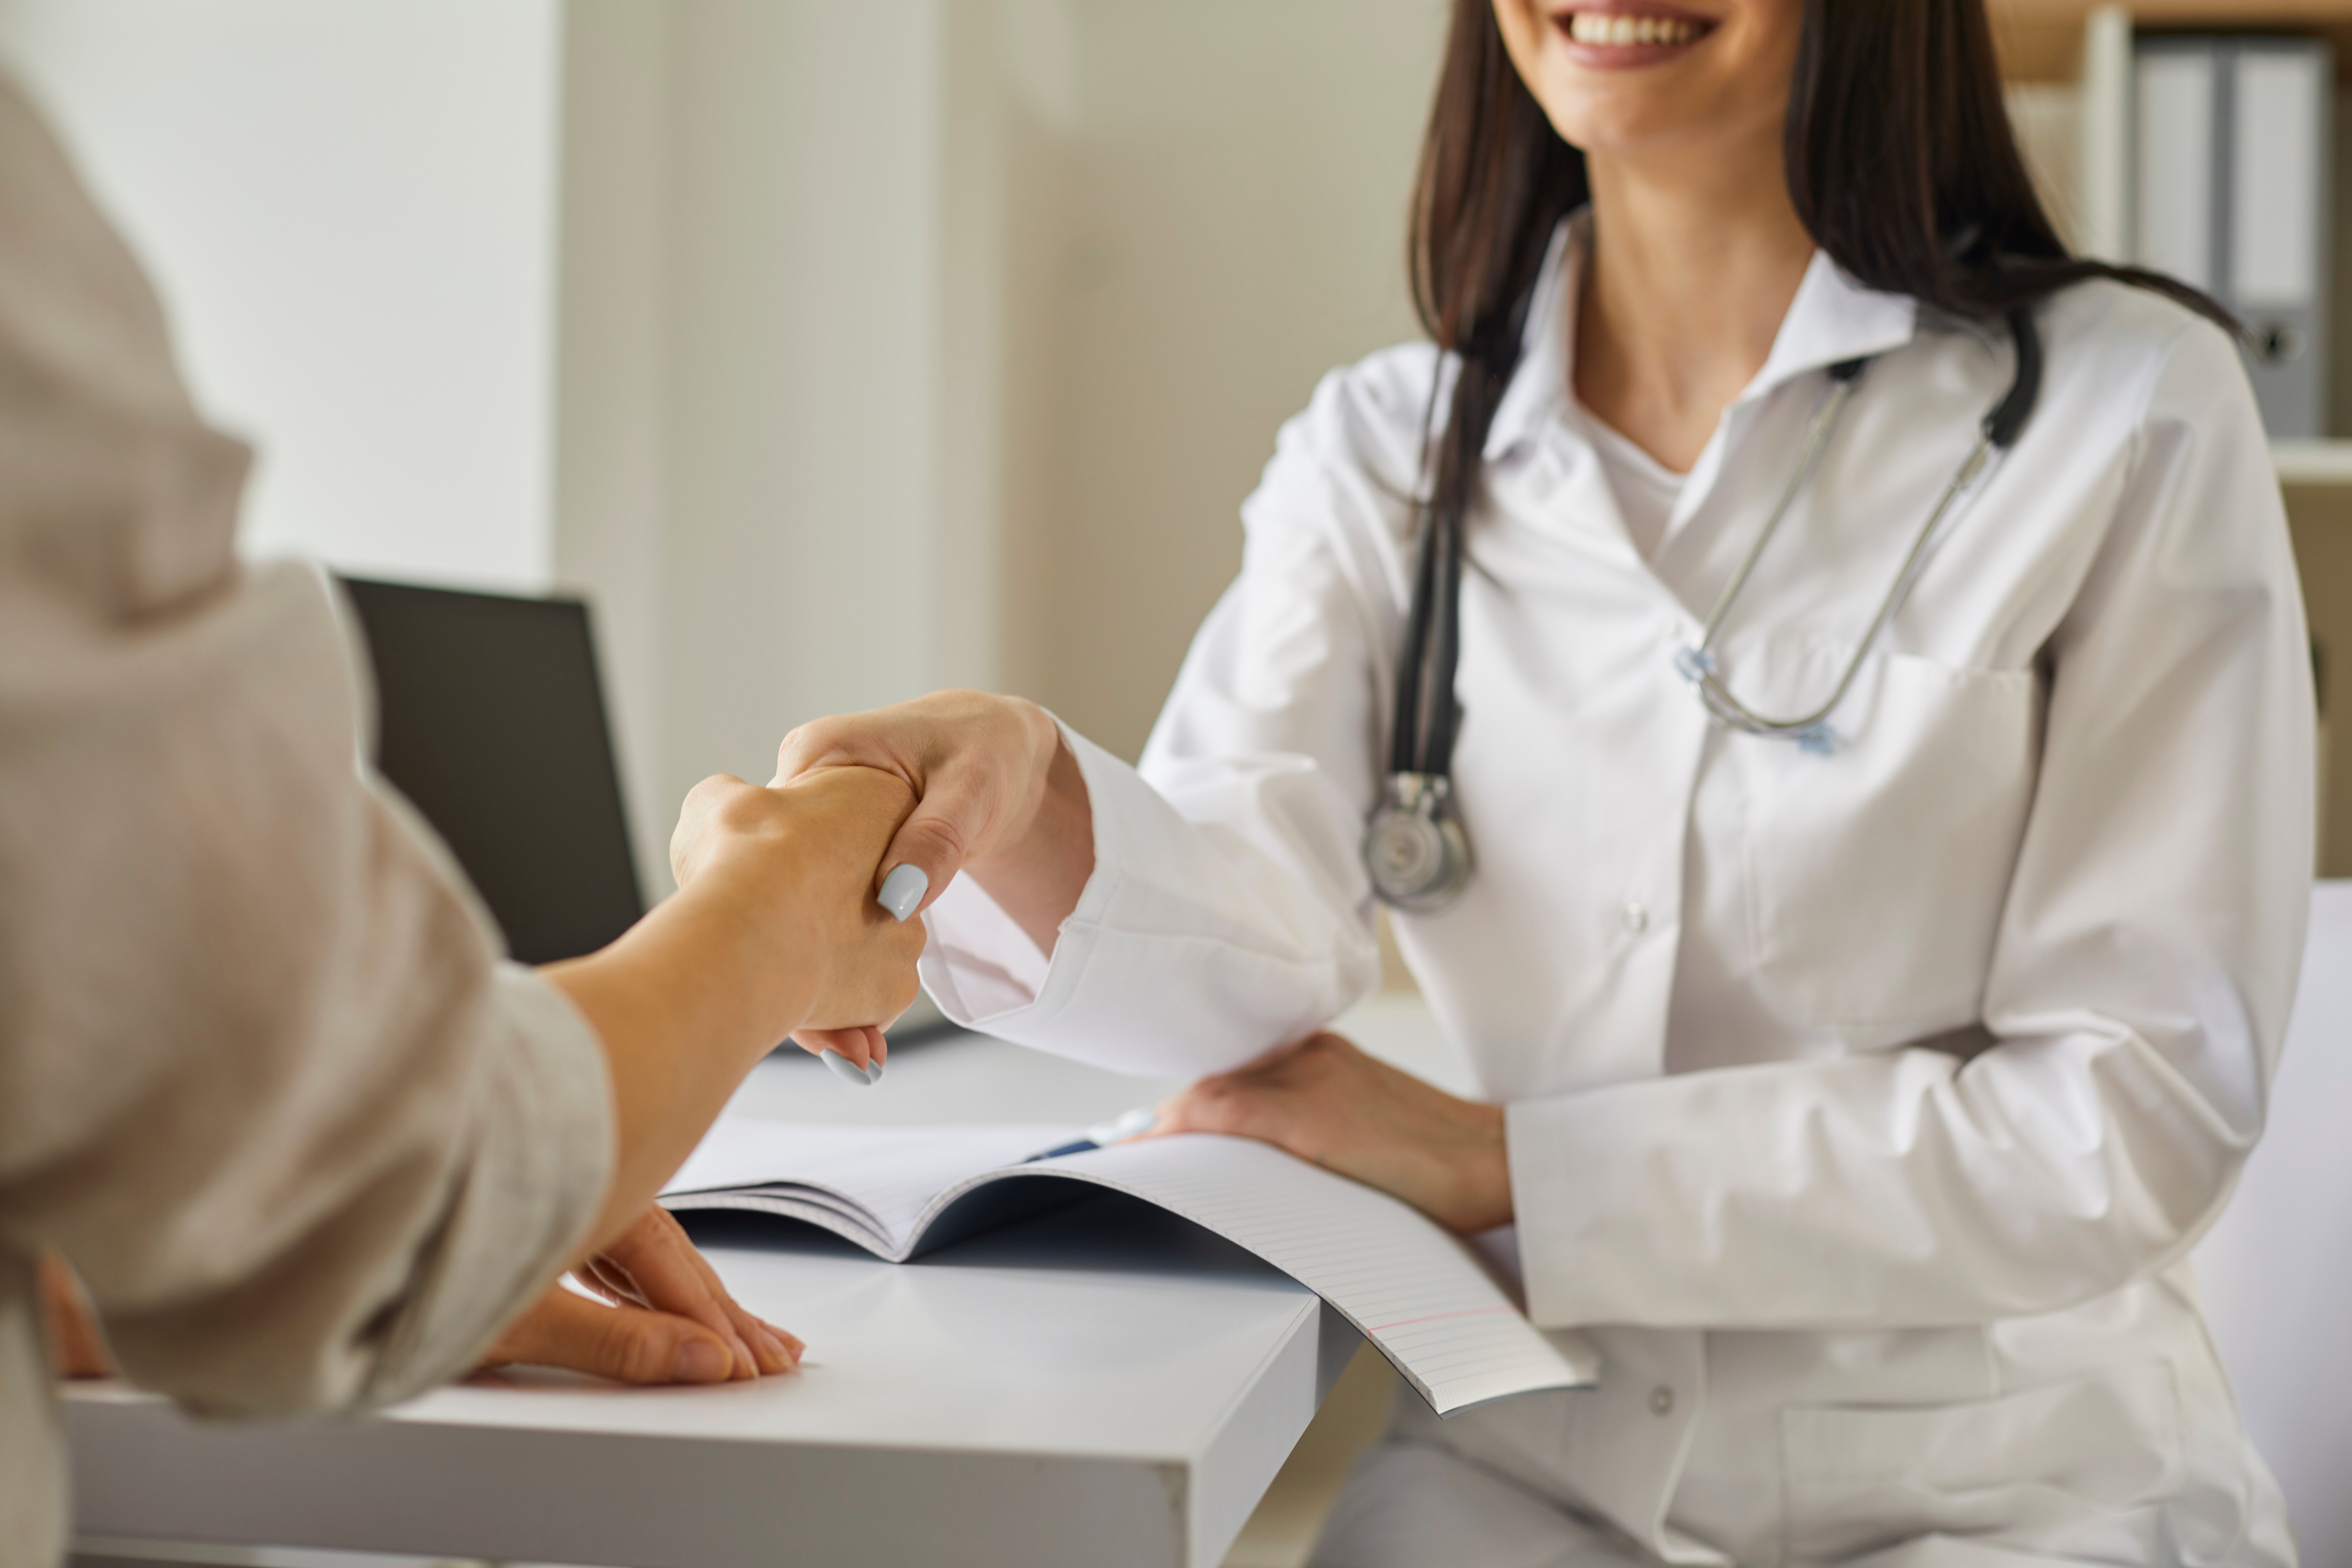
[479, 1206, 800, 1384]
[41, 1212, 800, 1389]
[554, 763, 925, 1258]
[38, 1254, 108, 1379]
[667, 764, 927, 1035]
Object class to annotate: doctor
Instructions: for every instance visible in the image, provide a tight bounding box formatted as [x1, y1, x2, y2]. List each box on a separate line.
[792, 0, 2311, 1563]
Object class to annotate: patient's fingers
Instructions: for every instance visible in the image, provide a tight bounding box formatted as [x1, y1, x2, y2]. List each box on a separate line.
[578, 1209, 759, 1377]
[672, 1222, 804, 1372]
[37, 1254, 111, 1379]
[479, 1285, 747, 1385]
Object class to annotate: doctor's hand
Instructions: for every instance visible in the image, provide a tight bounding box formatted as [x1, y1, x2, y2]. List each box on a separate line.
[664, 765, 928, 1033]
[1148, 1032, 1514, 1234]
[770, 691, 1094, 950]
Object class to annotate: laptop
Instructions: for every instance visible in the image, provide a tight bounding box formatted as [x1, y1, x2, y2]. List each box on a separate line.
[340, 575, 951, 1040]
[338, 577, 644, 965]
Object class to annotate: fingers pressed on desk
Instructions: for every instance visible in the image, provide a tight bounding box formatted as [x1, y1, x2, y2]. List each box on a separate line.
[481, 1285, 745, 1384]
[576, 1208, 801, 1378]
[674, 1225, 805, 1373]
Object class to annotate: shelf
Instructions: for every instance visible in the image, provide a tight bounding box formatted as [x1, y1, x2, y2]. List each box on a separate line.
[2275, 440, 2352, 484]
[1991, 0, 2352, 82]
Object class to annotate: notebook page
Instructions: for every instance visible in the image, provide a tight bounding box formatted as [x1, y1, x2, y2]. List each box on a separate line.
[663, 1120, 1076, 1251]
[663, 1189, 898, 1253]
[1027, 1133, 1596, 1415]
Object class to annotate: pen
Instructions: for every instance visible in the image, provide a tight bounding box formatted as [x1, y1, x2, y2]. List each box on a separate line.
[1024, 1107, 1158, 1163]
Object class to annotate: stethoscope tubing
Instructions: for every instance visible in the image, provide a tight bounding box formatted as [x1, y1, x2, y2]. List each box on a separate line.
[1675, 304, 2038, 743]
[1682, 428, 1996, 740]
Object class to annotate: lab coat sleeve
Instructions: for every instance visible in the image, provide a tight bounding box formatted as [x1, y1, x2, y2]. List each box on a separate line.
[0, 77, 611, 1419]
[919, 364, 1409, 1074]
[1506, 316, 2314, 1330]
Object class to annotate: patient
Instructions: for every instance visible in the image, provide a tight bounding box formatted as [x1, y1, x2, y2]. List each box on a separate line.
[0, 75, 919, 1567]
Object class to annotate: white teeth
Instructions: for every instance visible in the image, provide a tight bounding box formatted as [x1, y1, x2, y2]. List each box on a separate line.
[1567, 11, 1698, 46]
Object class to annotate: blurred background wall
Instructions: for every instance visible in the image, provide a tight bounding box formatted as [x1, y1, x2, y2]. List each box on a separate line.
[0, 0, 563, 589]
[0, 0, 1447, 894]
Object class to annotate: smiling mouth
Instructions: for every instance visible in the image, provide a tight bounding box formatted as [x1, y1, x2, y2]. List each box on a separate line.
[1554, 8, 1715, 50]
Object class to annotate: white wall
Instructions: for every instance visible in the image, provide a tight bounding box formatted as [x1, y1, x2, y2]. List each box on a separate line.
[0, 0, 1451, 888]
[557, 0, 971, 890]
[1019, 0, 1446, 758]
[0, 0, 562, 593]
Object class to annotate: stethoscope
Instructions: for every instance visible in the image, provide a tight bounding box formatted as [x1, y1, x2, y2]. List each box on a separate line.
[1365, 306, 2044, 913]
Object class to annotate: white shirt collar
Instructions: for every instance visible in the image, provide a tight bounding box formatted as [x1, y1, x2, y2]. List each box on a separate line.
[1483, 211, 1920, 461]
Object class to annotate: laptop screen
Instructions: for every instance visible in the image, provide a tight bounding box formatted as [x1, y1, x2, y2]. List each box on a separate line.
[339, 577, 645, 964]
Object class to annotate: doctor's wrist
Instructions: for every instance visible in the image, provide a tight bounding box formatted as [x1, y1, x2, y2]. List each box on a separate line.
[1439, 1105, 1514, 1235]
[966, 722, 1094, 953]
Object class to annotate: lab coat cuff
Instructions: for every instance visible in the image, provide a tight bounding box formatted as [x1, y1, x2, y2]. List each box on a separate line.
[918, 719, 1135, 1037]
[1506, 1088, 1644, 1330]
[921, 723, 1344, 1073]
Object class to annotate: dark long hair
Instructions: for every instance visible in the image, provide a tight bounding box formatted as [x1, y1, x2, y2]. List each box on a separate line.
[1407, 0, 2231, 541]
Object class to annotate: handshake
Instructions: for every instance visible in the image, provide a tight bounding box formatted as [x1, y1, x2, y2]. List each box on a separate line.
[664, 761, 932, 1068]
[549, 691, 1070, 1265]
[658, 688, 1073, 1077]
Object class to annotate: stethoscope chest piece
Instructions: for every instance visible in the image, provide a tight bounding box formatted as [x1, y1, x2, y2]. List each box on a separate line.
[1366, 771, 1472, 912]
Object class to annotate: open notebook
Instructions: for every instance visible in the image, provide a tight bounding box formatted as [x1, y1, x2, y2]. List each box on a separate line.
[661, 1120, 1596, 1416]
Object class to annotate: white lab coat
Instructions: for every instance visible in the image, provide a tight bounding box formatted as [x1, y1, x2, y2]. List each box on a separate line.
[921, 219, 2311, 1568]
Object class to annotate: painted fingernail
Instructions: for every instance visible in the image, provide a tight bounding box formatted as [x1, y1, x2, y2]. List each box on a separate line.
[673, 1339, 730, 1382]
[820, 1049, 871, 1087]
[864, 1055, 886, 1085]
[878, 864, 929, 922]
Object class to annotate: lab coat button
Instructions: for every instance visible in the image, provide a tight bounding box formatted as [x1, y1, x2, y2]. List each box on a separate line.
[1649, 1384, 1674, 1417]
[1622, 902, 1650, 934]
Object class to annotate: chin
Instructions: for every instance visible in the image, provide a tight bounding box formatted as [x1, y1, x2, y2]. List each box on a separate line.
[1506, 0, 1795, 166]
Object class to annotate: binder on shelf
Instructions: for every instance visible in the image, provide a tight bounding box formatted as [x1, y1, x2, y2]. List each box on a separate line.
[2132, 34, 2334, 439]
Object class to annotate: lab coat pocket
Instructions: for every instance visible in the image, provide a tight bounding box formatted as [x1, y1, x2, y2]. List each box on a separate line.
[1743, 647, 2039, 1034]
[1780, 1363, 2184, 1565]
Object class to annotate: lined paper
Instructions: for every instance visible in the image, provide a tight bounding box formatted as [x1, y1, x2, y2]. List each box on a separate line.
[660, 1121, 1594, 1415]
[1010, 1135, 1594, 1414]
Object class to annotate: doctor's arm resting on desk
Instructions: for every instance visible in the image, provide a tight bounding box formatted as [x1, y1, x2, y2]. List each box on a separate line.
[0, 71, 920, 1561]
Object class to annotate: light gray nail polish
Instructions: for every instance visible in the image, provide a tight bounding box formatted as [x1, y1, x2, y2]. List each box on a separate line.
[820, 1049, 871, 1087]
[878, 863, 929, 922]
[864, 1055, 886, 1085]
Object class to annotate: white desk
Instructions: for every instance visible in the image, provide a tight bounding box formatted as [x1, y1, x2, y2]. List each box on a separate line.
[66, 998, 1452, 1568]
